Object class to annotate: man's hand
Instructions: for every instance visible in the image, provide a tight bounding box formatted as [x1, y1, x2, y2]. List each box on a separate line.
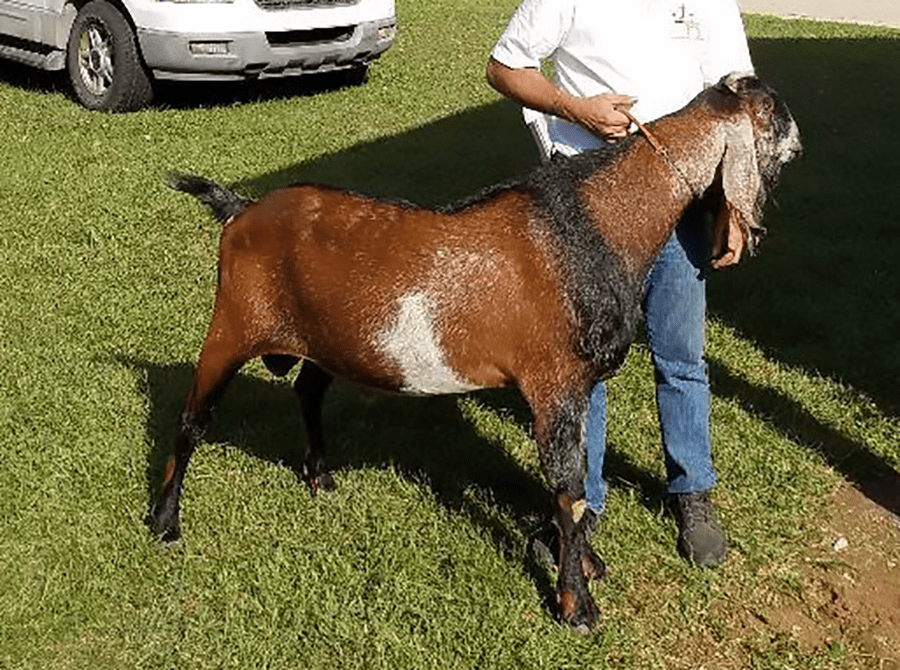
[558, 93, 636, 140]
[710, 207, 746, 269]
[485, 58, 636, 141]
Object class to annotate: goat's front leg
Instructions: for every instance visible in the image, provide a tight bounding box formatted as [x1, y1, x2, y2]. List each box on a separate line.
[531, 391, 605, 632]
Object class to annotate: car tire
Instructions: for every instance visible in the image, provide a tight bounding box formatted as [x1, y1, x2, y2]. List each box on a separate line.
[66, 0, 154, 111]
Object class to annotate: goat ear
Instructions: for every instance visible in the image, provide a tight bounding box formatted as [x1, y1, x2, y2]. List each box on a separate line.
[717, 115, 762, 255]
[720, 71, 756, 96]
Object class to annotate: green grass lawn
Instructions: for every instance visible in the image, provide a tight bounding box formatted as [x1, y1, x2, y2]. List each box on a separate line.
[1, 3, 898, 668]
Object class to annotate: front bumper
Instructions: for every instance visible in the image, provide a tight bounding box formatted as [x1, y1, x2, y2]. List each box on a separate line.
[137, 17, 395, 81]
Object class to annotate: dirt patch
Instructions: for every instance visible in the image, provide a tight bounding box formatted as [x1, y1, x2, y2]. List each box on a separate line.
[803, 480, 900, 665]
[738, 479, 900, 667]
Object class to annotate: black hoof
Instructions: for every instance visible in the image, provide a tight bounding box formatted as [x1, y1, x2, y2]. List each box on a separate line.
[303, 459, 336, 496]
[558, 590, 600, 632]
[148, 498, 181, 546]
[316, 471, 336, 492]
[157, 523, 181, 547]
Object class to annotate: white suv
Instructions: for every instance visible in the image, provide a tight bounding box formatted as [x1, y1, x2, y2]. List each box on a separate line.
[0, 0, 396, 111]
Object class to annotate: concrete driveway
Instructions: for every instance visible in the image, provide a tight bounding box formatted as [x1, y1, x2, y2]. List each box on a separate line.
[739, 0, 900, 29]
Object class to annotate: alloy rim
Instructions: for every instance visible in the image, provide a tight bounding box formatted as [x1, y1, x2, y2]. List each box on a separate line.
[77, 22, 114, 97]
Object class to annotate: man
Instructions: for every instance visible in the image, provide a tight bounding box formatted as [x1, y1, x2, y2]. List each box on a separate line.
[486, 0, 754, 566]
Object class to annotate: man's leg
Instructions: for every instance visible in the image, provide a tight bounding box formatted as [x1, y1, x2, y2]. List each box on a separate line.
[583, 380, 608, 520]
[644, 221, 726, 566]
[644, 224, 714, 494]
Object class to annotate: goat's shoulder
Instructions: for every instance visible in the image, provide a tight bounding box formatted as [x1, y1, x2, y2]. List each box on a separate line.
[528, 139, 633, 193]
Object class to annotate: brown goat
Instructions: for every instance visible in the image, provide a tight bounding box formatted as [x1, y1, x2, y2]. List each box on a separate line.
[152, 73, 800, 631]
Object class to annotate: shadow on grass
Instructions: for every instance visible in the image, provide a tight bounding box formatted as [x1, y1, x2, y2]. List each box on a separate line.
[114, 354, 568, 611]
[232, 97, 541, 204]
[113, 347, 668, 616]
[0, 59, 68, 97]
[709, 360, 900, 517]
[708, 37, 900, 416]
[706, 36, 900, 514]
[151, 68, 370, 111]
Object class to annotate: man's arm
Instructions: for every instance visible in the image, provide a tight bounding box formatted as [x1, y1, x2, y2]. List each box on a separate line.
[485, 57, 635, 140]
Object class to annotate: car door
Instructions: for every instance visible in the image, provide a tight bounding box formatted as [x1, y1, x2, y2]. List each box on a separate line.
[0, 0, 62, 44]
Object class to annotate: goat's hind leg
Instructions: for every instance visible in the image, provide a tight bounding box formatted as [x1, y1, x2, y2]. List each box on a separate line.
[150, 335, 247, 544]
[293, 361, 335, 495]
[261, 355, 334, 494]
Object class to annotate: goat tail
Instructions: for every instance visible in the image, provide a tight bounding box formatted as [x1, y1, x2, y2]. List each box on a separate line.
[168, 173, 249, 225]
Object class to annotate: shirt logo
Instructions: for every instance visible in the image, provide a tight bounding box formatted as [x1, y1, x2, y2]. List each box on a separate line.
[671, 3, 703, 40]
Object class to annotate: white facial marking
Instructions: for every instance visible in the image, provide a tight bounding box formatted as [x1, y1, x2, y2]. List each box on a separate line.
[779, 118, 802, 163]
[378, 292, 483, 395]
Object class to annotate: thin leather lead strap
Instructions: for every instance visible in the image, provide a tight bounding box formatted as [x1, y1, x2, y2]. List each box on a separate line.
[621, 109, 694, 194]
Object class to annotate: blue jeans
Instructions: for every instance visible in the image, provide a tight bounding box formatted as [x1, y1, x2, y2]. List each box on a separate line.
[583, 223, 715, 511]
[546, 129, 715, 512]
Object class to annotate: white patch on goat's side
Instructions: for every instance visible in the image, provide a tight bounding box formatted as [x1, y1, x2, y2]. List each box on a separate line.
[377, 292, 483, 395]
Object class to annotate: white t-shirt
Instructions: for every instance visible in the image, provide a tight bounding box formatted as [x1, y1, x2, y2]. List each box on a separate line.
[491, 0, 754, 154]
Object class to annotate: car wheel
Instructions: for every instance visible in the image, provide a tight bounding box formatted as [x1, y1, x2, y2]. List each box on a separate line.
[66, 0, 154, 111]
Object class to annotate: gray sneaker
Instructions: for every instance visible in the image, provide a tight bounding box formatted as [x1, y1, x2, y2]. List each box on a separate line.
[674, 491, 727, 567]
